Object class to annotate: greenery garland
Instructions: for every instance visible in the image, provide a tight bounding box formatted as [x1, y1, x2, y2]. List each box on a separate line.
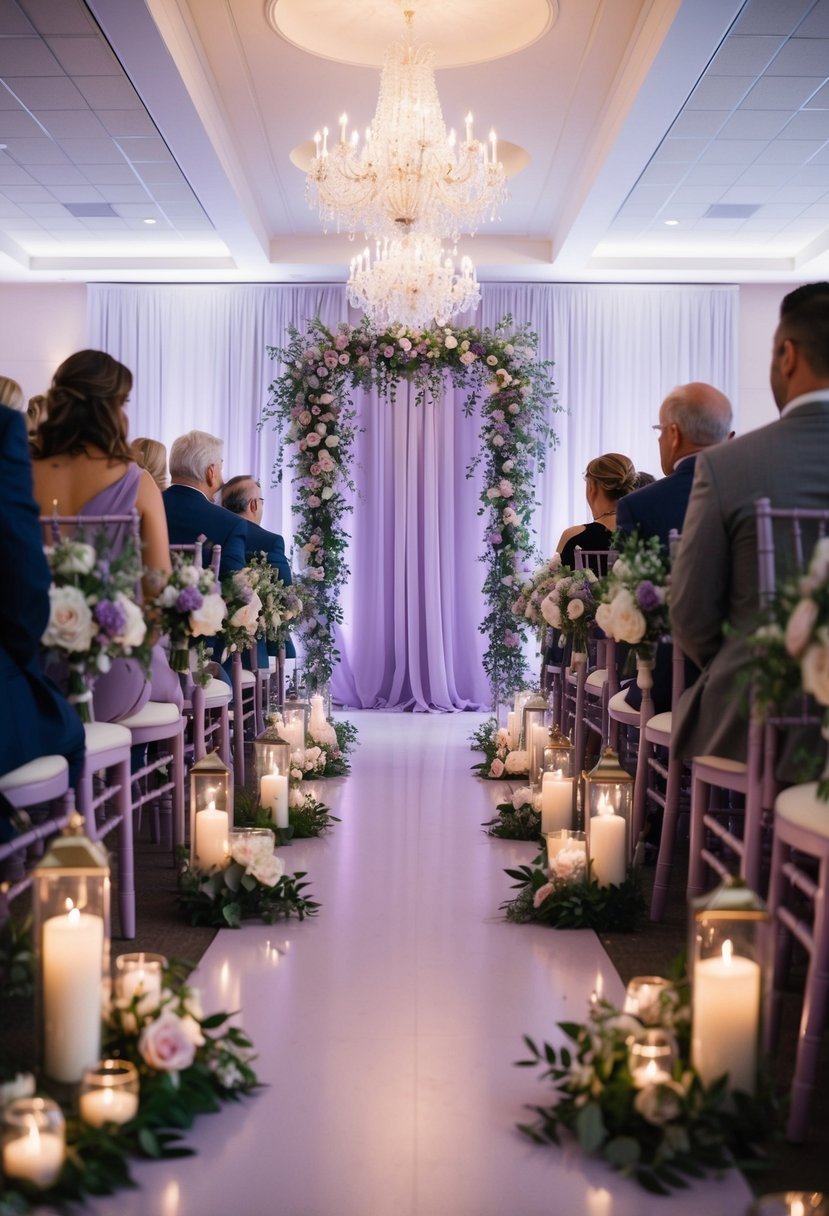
[177, 856, 319, 929]
[265, 316, 558, 705]
[503, 855, 645, 932]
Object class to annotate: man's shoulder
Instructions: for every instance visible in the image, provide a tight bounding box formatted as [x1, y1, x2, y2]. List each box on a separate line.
[618, 473, 681, 518]
[245, 520, 284, 549]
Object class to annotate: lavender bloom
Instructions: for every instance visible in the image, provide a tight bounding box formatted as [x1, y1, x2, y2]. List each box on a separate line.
[471, 342, 486, 356]
[636, 580, 662, 612]
[176, 585, 203, 612]
[488, 530, 503, 547]
[96, 560, 110, 580]
[94, 599, 127, 637]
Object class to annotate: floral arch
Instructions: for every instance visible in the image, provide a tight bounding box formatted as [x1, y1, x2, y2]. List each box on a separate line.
[264, 316, 558, 707]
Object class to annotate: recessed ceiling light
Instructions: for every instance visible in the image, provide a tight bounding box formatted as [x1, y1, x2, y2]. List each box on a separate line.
[143, 218, 157, 225]
[664, 218, 679, 226]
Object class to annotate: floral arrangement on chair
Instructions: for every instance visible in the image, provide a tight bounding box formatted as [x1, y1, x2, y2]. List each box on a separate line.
[151, 552, 227, 683]
[510, 554, 563, 641]
[245, 551, 304, 652]
[218, 566, 264, 659]
[540, 566, 600, 656]
[42, 532, 151, 722]
[747, 534, 829, 797]
[595, 533, 671, 661]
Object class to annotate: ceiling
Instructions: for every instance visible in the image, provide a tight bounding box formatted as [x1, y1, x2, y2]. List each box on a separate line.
[0, 0, 827, 286]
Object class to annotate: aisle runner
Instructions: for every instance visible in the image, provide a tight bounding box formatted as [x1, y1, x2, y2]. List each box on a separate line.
[88, 713, 752, 1216]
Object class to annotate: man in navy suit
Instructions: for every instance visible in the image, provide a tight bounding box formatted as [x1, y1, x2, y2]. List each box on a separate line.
[615, 382, 732, 714]
[163, 431, 247, 578]
[0, 405, 85, 838]
[220, 474, 295, 662]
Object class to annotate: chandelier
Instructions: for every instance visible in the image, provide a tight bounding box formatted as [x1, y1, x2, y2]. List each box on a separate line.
[346, 234, 481, 330]
[306, 9, 507, 243]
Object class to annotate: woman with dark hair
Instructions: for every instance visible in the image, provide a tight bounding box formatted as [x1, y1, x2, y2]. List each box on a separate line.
[556, 452, 637, 567]
[31, 350, 180, 721]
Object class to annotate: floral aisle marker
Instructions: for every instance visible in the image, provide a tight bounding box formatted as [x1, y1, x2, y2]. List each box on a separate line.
[503, 847, 645, 932]
[469, 717, 530, 779]
[177, 834, 319, 928]
[265, 316, 558, 706]
[482, 784, 542, 840]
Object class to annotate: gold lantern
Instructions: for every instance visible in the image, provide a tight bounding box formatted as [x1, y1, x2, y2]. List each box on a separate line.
[251, 725, 291, 830]
[189, 750, 232, 869]
[581, 748, 634, 887]
[542, 725, 574, 778]
[32, 815, 110, 1086]
[521, 692, 549, 780]
[689, 876, 770, 1097]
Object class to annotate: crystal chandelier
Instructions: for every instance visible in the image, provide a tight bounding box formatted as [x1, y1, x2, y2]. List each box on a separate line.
[306, 10, 507, 243]
[347, 234, 481, 330]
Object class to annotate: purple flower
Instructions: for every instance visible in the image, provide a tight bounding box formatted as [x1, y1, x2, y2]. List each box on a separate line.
[471, 342, 486, 356]
[504, 629, 520, 648]
[636, 580, 662, 612]
[176, 586, 203, 612]
[96, 560, 110, 580]
[94, 598, 127, 638]
[488, 530, 503, 547]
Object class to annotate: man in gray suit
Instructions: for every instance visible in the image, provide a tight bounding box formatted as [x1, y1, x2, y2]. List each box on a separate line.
[671, 281, 829, 765]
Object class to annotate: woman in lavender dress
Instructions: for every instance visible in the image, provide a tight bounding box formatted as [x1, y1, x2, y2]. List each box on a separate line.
[30, 350, 181, 721]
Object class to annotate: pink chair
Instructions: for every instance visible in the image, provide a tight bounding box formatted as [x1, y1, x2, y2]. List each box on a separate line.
[561, 547, 616, 774]
[0, 757, 75, 923]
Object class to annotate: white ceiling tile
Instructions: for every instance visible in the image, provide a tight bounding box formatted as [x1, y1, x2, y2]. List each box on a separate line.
[682, 163, 742, 185]
[668, 110, 729, 139]
[789, 163, 829, 184]
[751, 202, 807, 219]
[655, 202, 708, 219]
[48, 183, 105, 203]
[698, 139, 766, 164]
[97, 110, 156, 138]
[802, 202, 829, 216]
[742, 75, 825, 107]
[798, 0, 829, 36]
[649, 138, 704, 164]
[719, 184, 779, 203]
[98, 184, 151, 203]
[693, 217, 747, 230]
[151, 182, 199, 203]
[669, 184, 722, 204]
[767, 38, 829, 74]
[1, 182, 52, 202]
[0, 109, 43, 138]
[780, 109, 829, 137]
[636, 162, 690, 186]
[1, 136, 68, 163]
[720, 109, 792, 139]
[73, 76, 141, 109]
[0, 36, 60, 74]
[160, 201, 208, 218]
[81, 163, 141, 185]
[0, 4, 37, 35]
[20, 0, 97, 37]
[117, 136, 173, 163]
[709, 35, 787, 75]
[754, 138, 825, 161]
[57, 138, 126, 164]
[807, 80, 829, 107]
[78, 216, 128, 229]
[686, 76, 755, 110]
[772, 183, 827, 202]
[46, 35, 120, 75]
[113, 202, 160, 218]
[34, 109, 107, 138]
[37, 215, 83, 229]
[173, 218, 214, 231]
[4, 217, 47, 229]
[0, 164, 36, 185]
[812, 144, 829, 161]
[137, 162, 188, 185]
[28, 163, 87, 185]
[23, 201, 68, 217]
[3, 75, 87, 109]
[736, 162, 800, 184]
[732, 0, 816, 36]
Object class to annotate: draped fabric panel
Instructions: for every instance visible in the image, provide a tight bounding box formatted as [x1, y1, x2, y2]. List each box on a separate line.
[88, 282, 737, 711]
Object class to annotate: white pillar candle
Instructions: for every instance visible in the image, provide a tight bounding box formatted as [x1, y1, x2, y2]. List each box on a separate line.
[541, 769, 573, 834]
[692, 940, 761, 1095]
[42, 908, 104, 1084]
[588, 795, 627, 886]
[79, 1086, 139, 1127]
[260, 768, 289, 829]
[2, 1125, 64, 1187]
[530, 723, 548, 783]
[115, 956, 162, 1005]
[279, 719, 305, 753]
[506, 711, 516, 750]
[195, 801, 229, 870]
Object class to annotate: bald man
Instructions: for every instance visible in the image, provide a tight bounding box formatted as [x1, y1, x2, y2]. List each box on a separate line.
[616, 382, 733, 549]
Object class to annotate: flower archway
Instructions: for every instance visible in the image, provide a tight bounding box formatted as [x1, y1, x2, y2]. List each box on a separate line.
[264, 316, 558, 707]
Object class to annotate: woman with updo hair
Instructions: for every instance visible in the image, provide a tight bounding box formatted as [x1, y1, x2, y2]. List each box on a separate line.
[555, 452, 638, 567]
[31, 349, 180, 721]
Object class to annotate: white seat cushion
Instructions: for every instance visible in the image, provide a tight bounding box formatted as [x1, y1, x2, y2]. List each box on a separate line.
[644, 711, 672, 738]
[608, 688, 638, 717]
[586, 669, 607, 689]
[84, 720, 132, 752]
[775, 782, 829, 840]
[202, 677, 232, 704]
[0, 754, 68, 791]
[239, 669, 256, 687]
[693, 754, 747, 775]
[119, 701, 182, 729]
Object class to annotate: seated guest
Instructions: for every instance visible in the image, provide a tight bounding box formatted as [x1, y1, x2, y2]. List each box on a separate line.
[26, 394, 47, 439]
[163, 431, 247, 579]
[556, 453, 637, 569]
[0, 376, 23, 411]
[617, 382, 733, 551]
[672, 282, 829, 772]
[633, 470, 656, 490]
[221, 474, 295, 662]
[31, 350, 181, 721]
[132, 437, 170, 491]
[0, 403, 85, 833]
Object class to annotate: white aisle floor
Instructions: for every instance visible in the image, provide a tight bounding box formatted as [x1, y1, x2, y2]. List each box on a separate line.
[90, 711, 752, 1216]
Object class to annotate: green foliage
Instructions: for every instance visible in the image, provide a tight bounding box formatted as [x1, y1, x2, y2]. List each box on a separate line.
[234, 790, 339, 841]
[502, 857, 645, 932]
[0, 916, 34, 1000]
[483, 801, 541, 840]
[177, 861, 320, 927]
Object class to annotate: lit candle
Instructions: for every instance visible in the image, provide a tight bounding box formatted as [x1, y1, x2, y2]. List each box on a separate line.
[42, 906, 104, 1083]
[195, 800, 229, 870]
[339, 112, 347, 144]
[321, 125, 329, 156]
[489, 128, 497, 163]
[313, 130, 321, 158]
[540, 769, 573, 833]
[465, 111, 473, 143]
[79, 1085, 139, 1127]
[2, 1122, 64, 1187]
[632, 1057, 671, 1089]
[530, 722, 548, 783]
[50, 498, 60, 543]
[114, 953, 163, 1005]
[692, 939, 761, 1094]
[260, 766, 289, 829]
[506, 711, 516, 750]
[588, 793, 626, 886]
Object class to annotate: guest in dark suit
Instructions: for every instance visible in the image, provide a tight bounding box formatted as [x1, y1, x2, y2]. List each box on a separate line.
[163, 430, 247, 579]
[0, 405, 85, 835]
[672, 283, 829, 769]
[615, 382, 733, 713]
[221, 474, 295, 663]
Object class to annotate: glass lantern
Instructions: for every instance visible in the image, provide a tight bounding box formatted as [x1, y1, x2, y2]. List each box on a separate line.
[623, 975, 677, 1026]
[2, 1096, 65, 1187]
[689, 876, 770, 1097]
[582, 748, 634, 887]
[280, 700, 309, 754]
[189, 750, 232, 869]
[627, 1027, 678, 1088]
[32, 815, 110, 1087]
[114, 952, 166, 1005]
[521, 692, 549, 777]
[542, 725, 574, 778]
[750, 1195, 829, 1216]
[79, 1059, 139, 1127]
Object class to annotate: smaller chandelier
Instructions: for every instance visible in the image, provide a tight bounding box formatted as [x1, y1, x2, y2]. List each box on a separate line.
[306, 10, 507, 243]
[347, 235, 481, 330]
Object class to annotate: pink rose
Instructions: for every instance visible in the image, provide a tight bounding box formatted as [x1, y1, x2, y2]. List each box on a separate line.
[785, 597, 818, 657]
[139, 1010, 203, 1072]
[334, 334, 349, 350]
[323, 350, 339, 369]
[489, 758, 505, 778]
[533, 882, 554, 909]
[383, 345, 395, 358]
[298, 410, 312, 427]
[310, 462, 321, 475]
[306, 432, 321, 447]
[307, 495, 321, 508]
[338, 352, 350, 364]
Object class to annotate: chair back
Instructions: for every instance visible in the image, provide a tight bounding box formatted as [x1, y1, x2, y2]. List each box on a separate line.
[169, 536, 221, 579]
[755, 496, 829, 606]
[574, 546, 616, 577]
[42, 509, 142, 560]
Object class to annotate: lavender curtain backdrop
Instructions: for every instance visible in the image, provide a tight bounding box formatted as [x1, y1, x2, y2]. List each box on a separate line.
[88, 282, 736, 712]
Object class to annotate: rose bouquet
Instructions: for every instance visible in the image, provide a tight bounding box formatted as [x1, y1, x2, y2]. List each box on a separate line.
[510, 554, 564, 637]
[483, 784, 542, 839]
[151, 552, 227, 680]
[218, 566, 263, 659]
[595, 533, 671, 661]
[540, 566, 600, 655]
[42, 531, 150, 721]
[502, 847, 644, 931]
[469, 718, 530, 779]
[242, 552, 304, 652]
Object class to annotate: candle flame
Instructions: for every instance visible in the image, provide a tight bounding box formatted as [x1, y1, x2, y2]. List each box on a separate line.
[791, 1202, 805, 1216]
[64, 897, 74, 912]
[722, 939, 733, 965]
[26, 1118, 41, 1149]
[553, 768, 563, 779]
[67, 906, 80, 925]
[597, 792, 614, 815]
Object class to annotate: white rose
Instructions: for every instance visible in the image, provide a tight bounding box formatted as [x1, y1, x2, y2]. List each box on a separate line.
[444, 334, 458, 349]
[160, 583, 179, 608]
[289, 787, 304, 808]
[633, 1080, 685, 1126]
[229, 591, 263, 635]
[325, 435, 339, 448]
[801, 629, 829, 706]
[189, 592, 227, 637]
[595, 602, 614, 634]
[567, 598, 585, 621]
[53, 542, 97, 576]
[315, 422, 327, 435]
[139, 1010, 201, 1073]
[504, 749, 528, 774]
[179, 563, 201, 586]
[321, 487, 333, 500]
[807, 537, 829, 589]
[785, 597, 818, 658]
[114, 592, 147, 648]
[511, 786, 533, 810]
[540, 594, 561, 629]
[42, 585, 97, 653]
[607, 588, 646, 645]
